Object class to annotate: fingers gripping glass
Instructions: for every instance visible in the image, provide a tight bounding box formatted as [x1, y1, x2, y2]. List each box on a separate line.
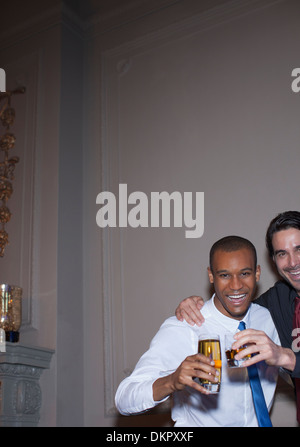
[225, 333, 251, 368]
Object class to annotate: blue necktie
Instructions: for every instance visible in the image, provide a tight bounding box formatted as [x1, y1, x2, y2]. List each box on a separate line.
[238, 321, 272, 427]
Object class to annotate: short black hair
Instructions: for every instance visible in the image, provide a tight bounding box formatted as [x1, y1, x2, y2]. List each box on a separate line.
[209, 235, 257, 272]
[266, 211, 300, 258]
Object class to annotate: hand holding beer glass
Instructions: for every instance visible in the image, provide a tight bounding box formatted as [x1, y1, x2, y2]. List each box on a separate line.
[198, 334, 222, 393]
[225, 332, 251, 367]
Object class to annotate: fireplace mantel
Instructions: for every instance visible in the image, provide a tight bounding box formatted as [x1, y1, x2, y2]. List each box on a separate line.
[0, 343, 54, 426]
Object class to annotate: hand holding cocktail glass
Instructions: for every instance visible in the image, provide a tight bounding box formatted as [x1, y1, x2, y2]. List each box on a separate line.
[231, 328, 284, 368]
[153, 337, 221, 401]
[225, 332, 251, 367]
[166, 344, 220, 396]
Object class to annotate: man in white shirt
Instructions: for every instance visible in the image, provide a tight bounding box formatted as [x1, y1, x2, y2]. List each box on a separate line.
[115, 236, 280, 426]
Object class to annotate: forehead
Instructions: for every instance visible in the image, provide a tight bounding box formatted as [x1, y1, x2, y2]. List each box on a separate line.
[211, 248, 255, 271]
[272, 228, 300, 251]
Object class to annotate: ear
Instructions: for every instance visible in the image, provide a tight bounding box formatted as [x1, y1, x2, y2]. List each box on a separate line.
[255, 265, 261, 282]
[207, 267, 214, 284]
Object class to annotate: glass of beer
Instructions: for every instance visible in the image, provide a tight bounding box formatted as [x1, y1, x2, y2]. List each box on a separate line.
[198, 334, 221, 393]
[225, 333, 251, 367]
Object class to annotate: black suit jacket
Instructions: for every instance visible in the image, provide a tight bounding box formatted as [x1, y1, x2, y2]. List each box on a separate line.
[255, 280, 300, 378]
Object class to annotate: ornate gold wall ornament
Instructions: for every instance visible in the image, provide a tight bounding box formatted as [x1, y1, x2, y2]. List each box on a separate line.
[0, 133, 16, 151]
[0, 206, 11, 223]
[0, 87, 25, 256]
[0, 107, 15, 128]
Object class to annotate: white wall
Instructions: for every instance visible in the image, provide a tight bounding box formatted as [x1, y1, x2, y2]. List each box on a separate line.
[0, 0, 299, 427]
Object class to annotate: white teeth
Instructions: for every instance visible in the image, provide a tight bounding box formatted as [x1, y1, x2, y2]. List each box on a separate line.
[228, 294, 246, 299]
[290, 270, 300, 276]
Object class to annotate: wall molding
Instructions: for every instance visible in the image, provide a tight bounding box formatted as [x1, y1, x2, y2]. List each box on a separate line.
[101, 0, 286, 58]
[0, 3, 86, 51]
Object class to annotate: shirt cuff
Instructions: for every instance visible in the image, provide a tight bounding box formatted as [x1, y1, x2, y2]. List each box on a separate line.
[131, 378, 169, 414]
[116, 377, 169, 416]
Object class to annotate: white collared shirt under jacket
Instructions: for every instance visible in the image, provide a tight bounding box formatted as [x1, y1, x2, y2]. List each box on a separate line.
[115, 296, 280, 427]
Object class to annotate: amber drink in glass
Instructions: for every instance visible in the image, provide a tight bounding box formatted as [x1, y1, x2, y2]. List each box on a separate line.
[198, 334, 221, 393]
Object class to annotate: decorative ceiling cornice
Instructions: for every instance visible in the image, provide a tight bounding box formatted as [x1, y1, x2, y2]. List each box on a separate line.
[0, 0, 287, 51]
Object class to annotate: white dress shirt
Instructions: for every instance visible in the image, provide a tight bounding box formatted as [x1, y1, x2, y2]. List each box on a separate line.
[115, 296, 280, 426]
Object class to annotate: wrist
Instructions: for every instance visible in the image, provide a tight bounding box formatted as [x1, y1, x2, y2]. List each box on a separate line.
[279, 347, 296, 372]
[153, 374, 175, 402]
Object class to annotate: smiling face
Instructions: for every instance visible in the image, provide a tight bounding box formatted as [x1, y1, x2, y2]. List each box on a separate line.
[208, 248, 261, 320]
[272, 228, 300, 294]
